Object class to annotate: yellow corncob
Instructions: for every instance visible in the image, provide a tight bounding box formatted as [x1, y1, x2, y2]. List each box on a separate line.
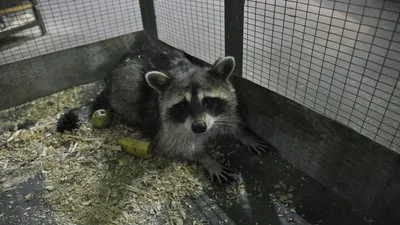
[117, 137, 153, 159]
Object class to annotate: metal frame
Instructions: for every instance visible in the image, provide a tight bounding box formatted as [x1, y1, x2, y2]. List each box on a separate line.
[0, 0, 46, 39]
[225, 0, 245, 77]
[139, 0, 157, 39]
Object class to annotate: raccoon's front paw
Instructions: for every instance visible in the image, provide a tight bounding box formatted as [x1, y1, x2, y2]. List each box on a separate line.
[198, 155, 234, 184]
[206, 164, 234, 184]
[248, 141, 273, 155]
[242, 138, 274, 156]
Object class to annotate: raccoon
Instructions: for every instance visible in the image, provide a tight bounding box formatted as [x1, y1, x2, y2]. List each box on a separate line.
[95, 43, 273, 183]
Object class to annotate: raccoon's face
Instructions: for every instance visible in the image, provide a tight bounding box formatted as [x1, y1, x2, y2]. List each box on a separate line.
[145, 56, 237, 134]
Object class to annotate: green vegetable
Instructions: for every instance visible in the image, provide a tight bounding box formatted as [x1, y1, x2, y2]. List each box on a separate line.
[91, 109, 112, 129]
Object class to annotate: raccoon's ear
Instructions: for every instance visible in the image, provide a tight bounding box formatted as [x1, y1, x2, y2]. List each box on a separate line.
[210, 56, 235, 81]
[145, 71, 171, 94]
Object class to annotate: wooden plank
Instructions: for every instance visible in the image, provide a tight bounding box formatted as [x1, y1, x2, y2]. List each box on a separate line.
[0, 20, 38, 39]
[0, 3, 33, 16]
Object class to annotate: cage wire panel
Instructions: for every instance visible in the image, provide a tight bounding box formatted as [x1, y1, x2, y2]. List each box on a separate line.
[243, 0, 400, 152]
[0, 0, 143, 66]
[154, 0, 225, 64]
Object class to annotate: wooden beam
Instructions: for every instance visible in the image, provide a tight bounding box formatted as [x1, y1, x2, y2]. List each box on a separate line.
[0, 3, 33, 16]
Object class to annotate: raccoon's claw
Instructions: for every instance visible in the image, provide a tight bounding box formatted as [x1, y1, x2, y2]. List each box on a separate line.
[199, 155, 235, 184]
[247, 141, 273, 156]
[208, 167, 235, 185]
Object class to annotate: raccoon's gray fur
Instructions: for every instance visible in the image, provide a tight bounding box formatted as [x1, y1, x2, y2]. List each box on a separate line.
[96, 43, 271, 183]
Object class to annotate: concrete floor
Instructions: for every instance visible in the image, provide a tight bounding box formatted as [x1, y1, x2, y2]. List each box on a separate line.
[204, 137, 379, 225]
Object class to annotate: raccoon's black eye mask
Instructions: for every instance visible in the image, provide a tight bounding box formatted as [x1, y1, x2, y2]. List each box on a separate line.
[173, 100, 189, 110]
[202, 97, 219, 108]
[173, 97, 224, 109]
[203, 97, 228, 115]
[168, 100, 189, 123]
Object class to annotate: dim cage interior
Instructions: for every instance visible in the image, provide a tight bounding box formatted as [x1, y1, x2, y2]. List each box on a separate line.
[0, 0, 399, 225]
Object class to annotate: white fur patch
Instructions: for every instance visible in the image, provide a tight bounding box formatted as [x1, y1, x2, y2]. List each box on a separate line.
[204, 113, 215, 132]
[197, 91, 205, 101]
[203, 90, 230, 100]
[164, 94, 188, 109]
[185, 92, 192, 102]
[184, 117, 192, 131]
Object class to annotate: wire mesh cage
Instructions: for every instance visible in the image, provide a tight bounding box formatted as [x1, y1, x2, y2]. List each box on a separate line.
[0, 0, 143, 66]
[241, 0, 400, 151]
[153, 0, 400, 152]
[154, 0, 225, 64]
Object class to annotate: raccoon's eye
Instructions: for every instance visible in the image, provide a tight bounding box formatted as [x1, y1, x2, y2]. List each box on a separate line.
[203, 97, 217, 108]
[174, 101, 188, 110]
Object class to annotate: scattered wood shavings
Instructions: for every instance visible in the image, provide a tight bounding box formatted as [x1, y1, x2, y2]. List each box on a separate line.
[25, 193, 32, 201]
[0, 82, 103, 133]
[126, 185, 147, 195]
[0, 82, 214, 225]
[45, 185, 54, 191]
[101, 144, 122, 151]
[63, 135, 104, 142]
[270, 180, 296, 207]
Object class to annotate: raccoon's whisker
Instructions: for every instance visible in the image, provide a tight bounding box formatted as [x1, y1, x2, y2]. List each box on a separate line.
[214, 121, 232, 124]
[217, 116, 241, 121]
[215, 124, 232, 128]
[214, 123, 235, 128]
[215, 121, 237, 126]
[215, 117, 236, 122]
[214, 120, 233, 124]
[213, 122, 230, 126]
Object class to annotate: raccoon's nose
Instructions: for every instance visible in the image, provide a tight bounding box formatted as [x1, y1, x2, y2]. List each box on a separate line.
[191, 120, 207, 133]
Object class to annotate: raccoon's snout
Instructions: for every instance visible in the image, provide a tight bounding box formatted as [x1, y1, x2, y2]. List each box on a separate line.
[191, 120, 207, 133]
